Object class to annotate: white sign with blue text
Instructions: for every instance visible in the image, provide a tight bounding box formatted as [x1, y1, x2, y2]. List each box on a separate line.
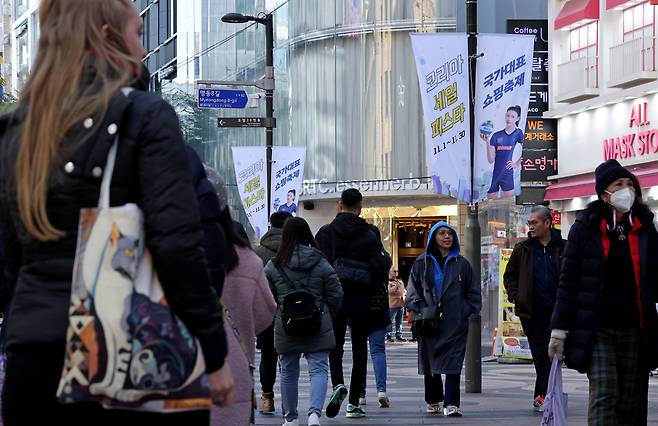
[473, 34, 534, 203]
[271, 147, 306, 217]
[410, 33, 471, 203]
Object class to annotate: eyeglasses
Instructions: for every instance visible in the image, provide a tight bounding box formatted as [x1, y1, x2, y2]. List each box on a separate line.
[436, 230, 453, 237]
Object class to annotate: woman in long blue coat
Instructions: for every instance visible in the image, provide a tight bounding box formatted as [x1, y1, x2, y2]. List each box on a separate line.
[405, 221, 481, 417]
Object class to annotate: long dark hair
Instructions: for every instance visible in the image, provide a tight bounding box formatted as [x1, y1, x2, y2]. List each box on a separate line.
[273, 217, 318, 266]
[218, 208, 250, 272]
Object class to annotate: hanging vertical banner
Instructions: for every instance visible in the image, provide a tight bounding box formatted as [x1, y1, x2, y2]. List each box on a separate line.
[232, 147, 268, 239]
[410, 33, 471, 203]
[271, 147, 306, 216]
[473, 34, 534, 203]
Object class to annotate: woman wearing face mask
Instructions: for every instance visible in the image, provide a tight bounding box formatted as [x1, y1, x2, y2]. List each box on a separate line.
[549, 159, 658, 424]
[405, 222, 481, 417]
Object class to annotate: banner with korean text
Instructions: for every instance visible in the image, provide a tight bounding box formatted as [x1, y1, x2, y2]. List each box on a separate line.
[474, 34, 534, 203]
[271, 147, 306, 217]
[232, 147, 268, 239]
[410, 33, 471, 203]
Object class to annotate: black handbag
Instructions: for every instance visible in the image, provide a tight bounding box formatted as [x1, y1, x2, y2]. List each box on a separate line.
[412, 305, 442, 333]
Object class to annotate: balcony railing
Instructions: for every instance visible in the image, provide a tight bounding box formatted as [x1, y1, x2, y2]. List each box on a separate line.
[609, 37, 657, 88]
[556, 56, 599, 103]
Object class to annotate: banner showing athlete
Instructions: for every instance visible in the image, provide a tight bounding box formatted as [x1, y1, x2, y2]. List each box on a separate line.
[479, 105, 524, 199]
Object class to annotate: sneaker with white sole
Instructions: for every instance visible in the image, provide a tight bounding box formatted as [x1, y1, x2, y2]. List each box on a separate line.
[308, 412, 321, 426]
[325, 384, 348, 418]
[358, 397, 367, 405]
[345, 404, 366, 418]
[282, 420, 299, 426]
[426, 402, 442, 413]
[444, 405, 463, 417]
[533, 396, 545, 413]
[377, 391, 390, 408]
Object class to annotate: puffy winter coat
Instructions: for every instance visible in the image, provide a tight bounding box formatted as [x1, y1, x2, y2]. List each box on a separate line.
[406, 222, 481, 375]
[0, 79, 227, 372]
[211, 247, 276, 426]
[255, 228, 282, 266]
[265, 245, 343, 354]
[551, 200, 658, 373]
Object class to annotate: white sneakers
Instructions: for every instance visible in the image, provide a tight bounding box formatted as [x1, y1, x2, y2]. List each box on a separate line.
[444, 405, 463, 416]
[377, 391, 390, 408]
[308, 412, 321, 426]
[426, 402, 443, 413]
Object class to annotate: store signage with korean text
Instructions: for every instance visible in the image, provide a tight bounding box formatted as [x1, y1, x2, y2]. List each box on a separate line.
[522, 119, 557, 182]
[603, 102, 658, 161]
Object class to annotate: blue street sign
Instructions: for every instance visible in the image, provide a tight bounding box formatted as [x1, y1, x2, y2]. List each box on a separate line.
[197, 88, 249, 109]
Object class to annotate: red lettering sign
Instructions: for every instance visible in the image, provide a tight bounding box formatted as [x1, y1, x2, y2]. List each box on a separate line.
[603, 102, 657, 160]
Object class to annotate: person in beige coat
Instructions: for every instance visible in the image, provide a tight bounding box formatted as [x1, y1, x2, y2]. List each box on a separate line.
[386, 266, 406, 342]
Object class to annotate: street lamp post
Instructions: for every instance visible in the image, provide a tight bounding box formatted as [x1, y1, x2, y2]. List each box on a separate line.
[464, 0, 482, 394]
[221, 12, 275, 219]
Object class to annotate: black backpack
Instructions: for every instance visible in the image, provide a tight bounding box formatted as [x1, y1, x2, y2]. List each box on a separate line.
[277, 266, 322, 336]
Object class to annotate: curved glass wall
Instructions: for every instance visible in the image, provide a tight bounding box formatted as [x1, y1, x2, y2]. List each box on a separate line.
[160, 0, 456, 226]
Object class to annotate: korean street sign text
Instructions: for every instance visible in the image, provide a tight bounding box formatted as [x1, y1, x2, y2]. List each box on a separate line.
[217, 117, 277, 128]
[198, 89, 248, 109]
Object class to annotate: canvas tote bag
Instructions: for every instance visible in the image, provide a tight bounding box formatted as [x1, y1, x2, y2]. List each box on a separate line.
[57, 89, 211, 412]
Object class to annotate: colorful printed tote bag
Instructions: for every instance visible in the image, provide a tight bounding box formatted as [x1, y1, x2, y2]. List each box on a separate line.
[57, 94, 210, 412]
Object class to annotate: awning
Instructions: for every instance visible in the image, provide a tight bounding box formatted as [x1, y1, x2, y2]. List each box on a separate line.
[607, 0, 658, 10]
[545, 165, 658, 200]
[555, 0, 600, 30]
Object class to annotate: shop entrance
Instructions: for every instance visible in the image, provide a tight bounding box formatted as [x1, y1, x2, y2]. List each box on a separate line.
[394, 217, 446, 285]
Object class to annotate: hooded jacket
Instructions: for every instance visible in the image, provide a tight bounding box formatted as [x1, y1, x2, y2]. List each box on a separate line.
[315, 212, 388, 313]
[254, 227, 283, 266]
[503, 228, 566, 320]
[551, 200, 658, 373]
[405, 222, 481, 375]
[265, 245, 343, 354]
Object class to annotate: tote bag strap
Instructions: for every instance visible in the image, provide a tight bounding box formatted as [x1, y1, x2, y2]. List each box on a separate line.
[97, 87, 135, 208]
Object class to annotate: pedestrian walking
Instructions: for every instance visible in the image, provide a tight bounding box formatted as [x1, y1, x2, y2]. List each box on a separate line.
[315, 189, 390, 419]
[503, 205, 566, 412]
[211, 193, 277, 425]
[265, 217, 343, 426]
[255, 211, 293, 415]
[0, 1, 233, 423]
[387, 265, 407, 342]
[549, 159, 658, 425]
[358, 225, 392, 409]
[406, 221, 481, 417]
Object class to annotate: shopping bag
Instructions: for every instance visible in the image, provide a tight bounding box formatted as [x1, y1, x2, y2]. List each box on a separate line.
[541, 356, 568, 426]
[56, 100, 211, 412]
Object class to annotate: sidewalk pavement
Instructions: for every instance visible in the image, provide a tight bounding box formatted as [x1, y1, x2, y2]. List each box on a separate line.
[254, 341, 658, 425]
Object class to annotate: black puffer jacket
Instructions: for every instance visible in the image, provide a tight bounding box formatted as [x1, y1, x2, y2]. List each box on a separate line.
[551, 200, 658, 373]
[315, 213, 388, 313]
[0, 85, 227, 373]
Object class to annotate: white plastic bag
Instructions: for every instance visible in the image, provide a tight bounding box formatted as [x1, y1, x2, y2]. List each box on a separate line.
[541, 356, 568, 426]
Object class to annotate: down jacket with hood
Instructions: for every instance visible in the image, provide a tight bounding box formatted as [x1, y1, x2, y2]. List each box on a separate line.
[551, 200, 658, 373]
[405, 222, 481, 375]
[255, 227, 282, 266]
[265, 244, 343, 354]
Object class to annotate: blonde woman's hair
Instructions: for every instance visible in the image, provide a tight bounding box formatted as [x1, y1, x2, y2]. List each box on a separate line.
[16, 0, 140, 241]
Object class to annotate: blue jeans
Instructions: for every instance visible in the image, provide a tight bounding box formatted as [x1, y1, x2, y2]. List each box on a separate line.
[360, 326, 387, 397]
[387, 308, 404, 337]
[280, 351, 328, 421]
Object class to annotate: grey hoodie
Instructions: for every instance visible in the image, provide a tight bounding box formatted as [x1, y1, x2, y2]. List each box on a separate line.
[264, 245, 343, 354]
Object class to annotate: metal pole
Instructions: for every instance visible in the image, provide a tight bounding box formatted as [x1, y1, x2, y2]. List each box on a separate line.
[464, 0, 482, 394]
[265, 13, 274, 220]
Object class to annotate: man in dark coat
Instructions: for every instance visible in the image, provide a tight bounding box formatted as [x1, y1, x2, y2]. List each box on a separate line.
[504, 205, 566, 412]
[253, 211, 291, 414]
[315, 188, 389, 419]
[550, 159, 658, 424]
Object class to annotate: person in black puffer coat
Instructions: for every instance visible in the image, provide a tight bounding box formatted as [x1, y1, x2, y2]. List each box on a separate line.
[315, 188, 389, 419]
[0, 2, 233, 423]
[549, 159, 658, 425]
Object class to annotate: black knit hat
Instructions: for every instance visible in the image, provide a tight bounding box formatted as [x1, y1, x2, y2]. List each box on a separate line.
[594, 159, 634, 196]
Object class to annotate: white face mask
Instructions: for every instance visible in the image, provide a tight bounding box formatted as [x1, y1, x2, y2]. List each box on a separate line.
[605, 187, 635, 213]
